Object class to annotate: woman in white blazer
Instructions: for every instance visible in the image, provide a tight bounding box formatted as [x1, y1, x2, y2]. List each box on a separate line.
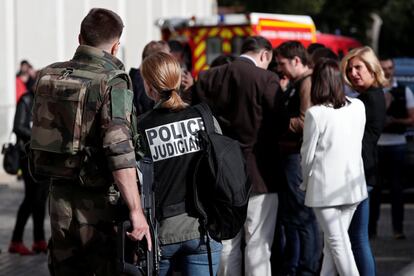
[301, 59, 367, 276]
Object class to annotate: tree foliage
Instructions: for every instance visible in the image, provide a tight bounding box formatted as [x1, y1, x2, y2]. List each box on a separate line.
[378, 0, 414, 57]
[218, 0, 414, 56]
[315, 0, 386, 42]
[242, 0, 325, 15]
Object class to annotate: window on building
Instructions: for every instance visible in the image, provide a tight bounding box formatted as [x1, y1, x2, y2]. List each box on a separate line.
[206, 37, 223, 65]
[231, 36, 246, 55]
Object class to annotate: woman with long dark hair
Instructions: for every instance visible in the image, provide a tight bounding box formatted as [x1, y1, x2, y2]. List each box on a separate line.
[301, 59, 367, 275]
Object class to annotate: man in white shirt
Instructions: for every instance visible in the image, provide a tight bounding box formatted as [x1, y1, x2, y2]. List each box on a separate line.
[196, 36, 288, 276]
[371, 57, 414, 239]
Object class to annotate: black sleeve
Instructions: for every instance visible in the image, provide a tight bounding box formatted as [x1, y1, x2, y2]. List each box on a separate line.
[362, 91, 386, 147]
[360, 90, 386, 180]
[13, 95, 32, 141]
[131, 69, 154, 115]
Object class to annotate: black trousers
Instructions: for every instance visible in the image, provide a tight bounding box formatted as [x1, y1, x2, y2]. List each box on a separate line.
[11, 157, 49, 242]
[370, 144, 406, 235]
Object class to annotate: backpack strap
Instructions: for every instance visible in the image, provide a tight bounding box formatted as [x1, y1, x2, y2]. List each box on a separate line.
[107, 70, 133, 90]
[193, 102, 215, 276]
[193, 103, 215, 134]
[206, 233, 214, 276]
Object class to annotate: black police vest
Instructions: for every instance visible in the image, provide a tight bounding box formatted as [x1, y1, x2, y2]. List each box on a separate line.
[137, 107, 205, 220]
[384, 84, 407, 134]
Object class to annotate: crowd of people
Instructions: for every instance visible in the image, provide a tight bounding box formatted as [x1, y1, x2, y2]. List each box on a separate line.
[6, 7, 413, 276]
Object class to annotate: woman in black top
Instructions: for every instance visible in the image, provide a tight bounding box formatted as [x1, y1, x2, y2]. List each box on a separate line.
[341, 46, 387, 276]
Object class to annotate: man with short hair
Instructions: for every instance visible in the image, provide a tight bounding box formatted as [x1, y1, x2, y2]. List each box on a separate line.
[275, 41, 320, 276]
[371, 57, 414, 239]
[32, 8, 151, 275]
[129, 40, 171, 114]
[168, 40, 194, 101]
[195, 36, 288, 276]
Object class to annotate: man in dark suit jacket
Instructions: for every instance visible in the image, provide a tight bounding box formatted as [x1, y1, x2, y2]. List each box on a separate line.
[194, 36, 288, 276]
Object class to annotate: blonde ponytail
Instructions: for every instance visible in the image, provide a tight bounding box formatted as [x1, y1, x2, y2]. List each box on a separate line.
[161, 90, 187, 111]
[141, 52, 188, 111]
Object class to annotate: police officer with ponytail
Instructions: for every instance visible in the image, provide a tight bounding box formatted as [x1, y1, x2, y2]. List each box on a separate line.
[138, 52, 223, 276]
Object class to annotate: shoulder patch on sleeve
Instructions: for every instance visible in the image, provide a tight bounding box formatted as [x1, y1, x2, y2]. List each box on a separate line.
[111, 88, 134, 120]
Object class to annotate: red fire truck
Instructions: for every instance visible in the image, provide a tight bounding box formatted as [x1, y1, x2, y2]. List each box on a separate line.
[157, 12, 362, 76]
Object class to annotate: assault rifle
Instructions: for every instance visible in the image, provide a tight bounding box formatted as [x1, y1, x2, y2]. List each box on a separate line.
[117, 157, 159, 276]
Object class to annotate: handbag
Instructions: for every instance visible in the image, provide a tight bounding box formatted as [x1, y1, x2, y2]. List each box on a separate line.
[2, 139, 20, 175]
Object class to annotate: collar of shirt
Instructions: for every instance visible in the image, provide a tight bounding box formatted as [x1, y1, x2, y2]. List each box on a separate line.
[240, 54, 257, 67]
[73, 45, 125, 71]
[383, 79, 398, 93]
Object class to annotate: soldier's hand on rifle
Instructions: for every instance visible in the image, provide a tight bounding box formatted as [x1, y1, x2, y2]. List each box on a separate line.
[127, 209, 153, 251]
[112, 168, 153, 251]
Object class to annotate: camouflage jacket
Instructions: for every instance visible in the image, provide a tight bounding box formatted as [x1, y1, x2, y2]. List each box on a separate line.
[33, 45, 136, 183]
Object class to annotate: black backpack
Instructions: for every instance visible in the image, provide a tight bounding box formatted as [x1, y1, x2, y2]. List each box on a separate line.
[2, 141, 20, 175]
[193, 103, 251, 242]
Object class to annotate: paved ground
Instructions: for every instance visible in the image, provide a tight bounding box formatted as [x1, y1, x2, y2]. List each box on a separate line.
[0, 173, 413, 275]
[372, 205, 414, 276]
[0, 174, 50, 275]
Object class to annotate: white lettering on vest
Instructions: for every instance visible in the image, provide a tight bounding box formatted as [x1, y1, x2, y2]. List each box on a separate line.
[145, 117, 205, 161]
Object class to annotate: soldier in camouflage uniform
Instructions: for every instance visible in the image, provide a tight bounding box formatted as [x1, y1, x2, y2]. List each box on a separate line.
[31, 8, 151, 275]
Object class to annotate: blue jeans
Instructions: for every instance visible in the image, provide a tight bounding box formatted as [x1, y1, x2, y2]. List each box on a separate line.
[349, 189, 376, 276]
[159, 236, 222, 276]
[280, 154, 321, 275]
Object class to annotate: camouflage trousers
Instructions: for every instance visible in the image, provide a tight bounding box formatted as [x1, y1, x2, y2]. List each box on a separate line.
[48, 183, 119, 276]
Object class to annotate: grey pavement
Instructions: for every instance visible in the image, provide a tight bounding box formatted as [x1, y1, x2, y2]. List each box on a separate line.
[0, 173, 413, 276]
[0, 174, 50, 276]
[373, 204, 414, 276]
